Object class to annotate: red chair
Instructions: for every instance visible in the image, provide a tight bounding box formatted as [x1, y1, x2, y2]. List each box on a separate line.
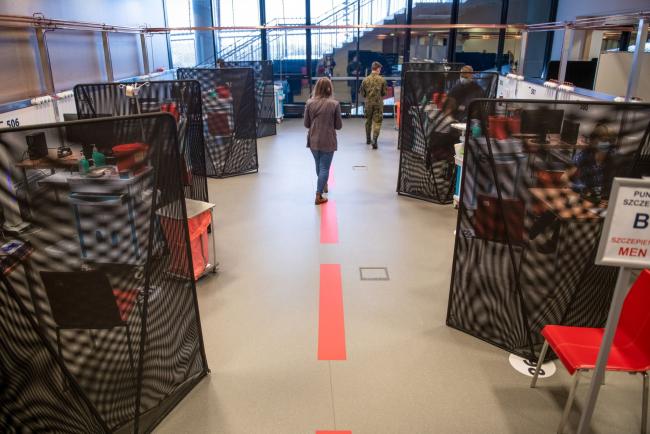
[530, 269, 650, 434]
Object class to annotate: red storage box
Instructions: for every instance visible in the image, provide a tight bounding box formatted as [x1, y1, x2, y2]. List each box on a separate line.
[160, 210, 212, 281]
[112, 143, 149, 176]
[488, 116, 509, 140]
[216, 85, 231, 99]
[507, 116, 521, 134]
[207, 112, 232, 136]
[161, 102, 179, 121]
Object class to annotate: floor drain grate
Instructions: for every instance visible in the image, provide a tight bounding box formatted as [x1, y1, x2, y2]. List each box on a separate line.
[359, 267, 390, 281]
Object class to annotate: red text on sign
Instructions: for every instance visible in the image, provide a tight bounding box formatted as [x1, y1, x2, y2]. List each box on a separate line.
[619, 247, 648, 257]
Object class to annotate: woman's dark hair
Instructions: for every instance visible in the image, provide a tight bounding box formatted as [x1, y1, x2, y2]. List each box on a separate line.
[313, 77, 333, 98]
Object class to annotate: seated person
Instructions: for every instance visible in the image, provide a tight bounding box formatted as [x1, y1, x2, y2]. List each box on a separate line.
[561, 124, 615, 205]
[425, 99, 459, 174]
[447, 65, 485, 122]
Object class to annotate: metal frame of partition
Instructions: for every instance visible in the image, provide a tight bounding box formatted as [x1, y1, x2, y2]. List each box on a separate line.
[0, 113, 209, 433]
[397, 70, 499, 204]
[177, 67, 259, 178]
[446, 98, 650, 361]
[73, 80, 209, 203]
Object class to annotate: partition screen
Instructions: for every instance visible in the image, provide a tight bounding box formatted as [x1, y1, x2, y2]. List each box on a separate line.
[0, 114, 208, 433]
[398, 71, 498, 203]
[74, 80, 208, 203]
[177, 67, 258, 178]
[447, 99, 650, 361]
[221, 61, 276, 138]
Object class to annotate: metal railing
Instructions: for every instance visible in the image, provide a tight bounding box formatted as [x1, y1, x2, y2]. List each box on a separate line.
[202, 0, 390, 64]
[190, 0, 462, 65]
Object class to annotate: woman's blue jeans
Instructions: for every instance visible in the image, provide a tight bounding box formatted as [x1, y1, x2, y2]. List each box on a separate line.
[311, 149, 334, 194]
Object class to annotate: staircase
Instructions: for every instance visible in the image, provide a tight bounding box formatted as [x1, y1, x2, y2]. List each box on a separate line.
[201, 0, 456, 66]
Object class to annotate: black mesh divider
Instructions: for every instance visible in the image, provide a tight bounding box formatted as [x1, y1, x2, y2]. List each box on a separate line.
[221, 61, 276, 138]
[177, 67, 259, 178]
[397, 71, 498, 204]
[73, 81, 208, 203]
[447, 99, 650, 361]
[0, 113, 208, 433]
[401, 62, 465, 74]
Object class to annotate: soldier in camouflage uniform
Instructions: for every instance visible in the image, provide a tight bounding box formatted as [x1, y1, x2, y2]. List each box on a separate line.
[360, 61, 387, 149]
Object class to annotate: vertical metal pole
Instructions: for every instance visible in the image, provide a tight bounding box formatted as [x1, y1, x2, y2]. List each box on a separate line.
[447, 0, 460, 62]
[306, 0, 312, 93]
[260, 0, 268, 61]
[542, 0, 558, 78]
[35, 28, 55, 94]
[140, 33, 150, 75]
[495, 0, 509, 73]
[403, 0, 413, 63]
[161, 0, 174, 69]
[210, 0, 218, 63]
[101, 32, 114, 82]
[354, 0, 361, 114]
[625, 18, 647, 102]
[576, 267, 633, 434]
[518, 30, 528, 75]
[557, 25, 573, 84]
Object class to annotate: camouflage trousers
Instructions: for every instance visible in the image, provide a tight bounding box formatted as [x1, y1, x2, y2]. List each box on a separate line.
[365, 103, 383, 141]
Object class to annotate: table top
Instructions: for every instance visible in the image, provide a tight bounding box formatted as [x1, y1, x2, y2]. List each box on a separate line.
[16, 155, 79, 169]
[529, 188, 604, 220]
[157, 198, 215, 219]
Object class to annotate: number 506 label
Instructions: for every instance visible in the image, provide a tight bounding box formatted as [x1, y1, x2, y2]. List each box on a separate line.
[0, 118, 20, 128]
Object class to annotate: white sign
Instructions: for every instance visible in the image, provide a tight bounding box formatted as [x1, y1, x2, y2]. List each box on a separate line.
[596, 178, 650, 268]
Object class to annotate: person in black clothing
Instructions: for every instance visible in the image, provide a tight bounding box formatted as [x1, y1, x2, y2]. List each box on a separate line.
[447, 65, 485, 122]
[347, 56, 362, 104]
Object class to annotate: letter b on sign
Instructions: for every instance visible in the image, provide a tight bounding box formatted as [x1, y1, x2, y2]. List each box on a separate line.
[634, 213, 650, 229]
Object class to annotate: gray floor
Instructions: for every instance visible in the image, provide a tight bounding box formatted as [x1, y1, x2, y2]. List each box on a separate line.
[155, 119, 642, 434]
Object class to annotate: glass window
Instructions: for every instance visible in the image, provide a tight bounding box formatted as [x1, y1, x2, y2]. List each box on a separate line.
[165, 0, 198, 67]
[459, 0, 500, 24]
[265, 0, 307, 102]
[455, 0, 504, 71]
[409, 1, 453, 63]
[215, 0, 260, 61]
[507, 0, 553, 79]
[354, 0, 407, 114]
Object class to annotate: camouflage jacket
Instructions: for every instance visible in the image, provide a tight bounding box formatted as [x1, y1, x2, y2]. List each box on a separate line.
[361, 72, 387, 105]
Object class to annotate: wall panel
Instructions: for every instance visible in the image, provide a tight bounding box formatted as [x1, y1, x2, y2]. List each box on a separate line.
[0, 27, 44, 104]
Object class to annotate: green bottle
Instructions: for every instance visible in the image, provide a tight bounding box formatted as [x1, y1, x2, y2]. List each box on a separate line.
[79, 155, 90, 174]
[92, 145, 106, 167]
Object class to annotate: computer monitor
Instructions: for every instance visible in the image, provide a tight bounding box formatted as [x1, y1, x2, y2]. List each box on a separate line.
[561, 120, 580, 145]
[521, 108, 565, 141]
[63, 113, 116, 153]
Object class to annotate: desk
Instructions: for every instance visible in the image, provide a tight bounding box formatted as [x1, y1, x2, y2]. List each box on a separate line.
[16, 155, 79, 202]
[15, 155, 79, 171]
[523, 188, 608, 336]
[67, 168, 152, 265]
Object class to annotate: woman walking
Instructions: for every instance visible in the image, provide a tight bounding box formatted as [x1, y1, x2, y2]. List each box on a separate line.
[304, 77, 343, 205]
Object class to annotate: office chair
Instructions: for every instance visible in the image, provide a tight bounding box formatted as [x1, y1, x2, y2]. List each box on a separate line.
[40, 271, 136, 388]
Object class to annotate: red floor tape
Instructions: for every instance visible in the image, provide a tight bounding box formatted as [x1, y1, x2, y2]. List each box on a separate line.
[318, 264, 346, 360]
[320, 200, 338, 244]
